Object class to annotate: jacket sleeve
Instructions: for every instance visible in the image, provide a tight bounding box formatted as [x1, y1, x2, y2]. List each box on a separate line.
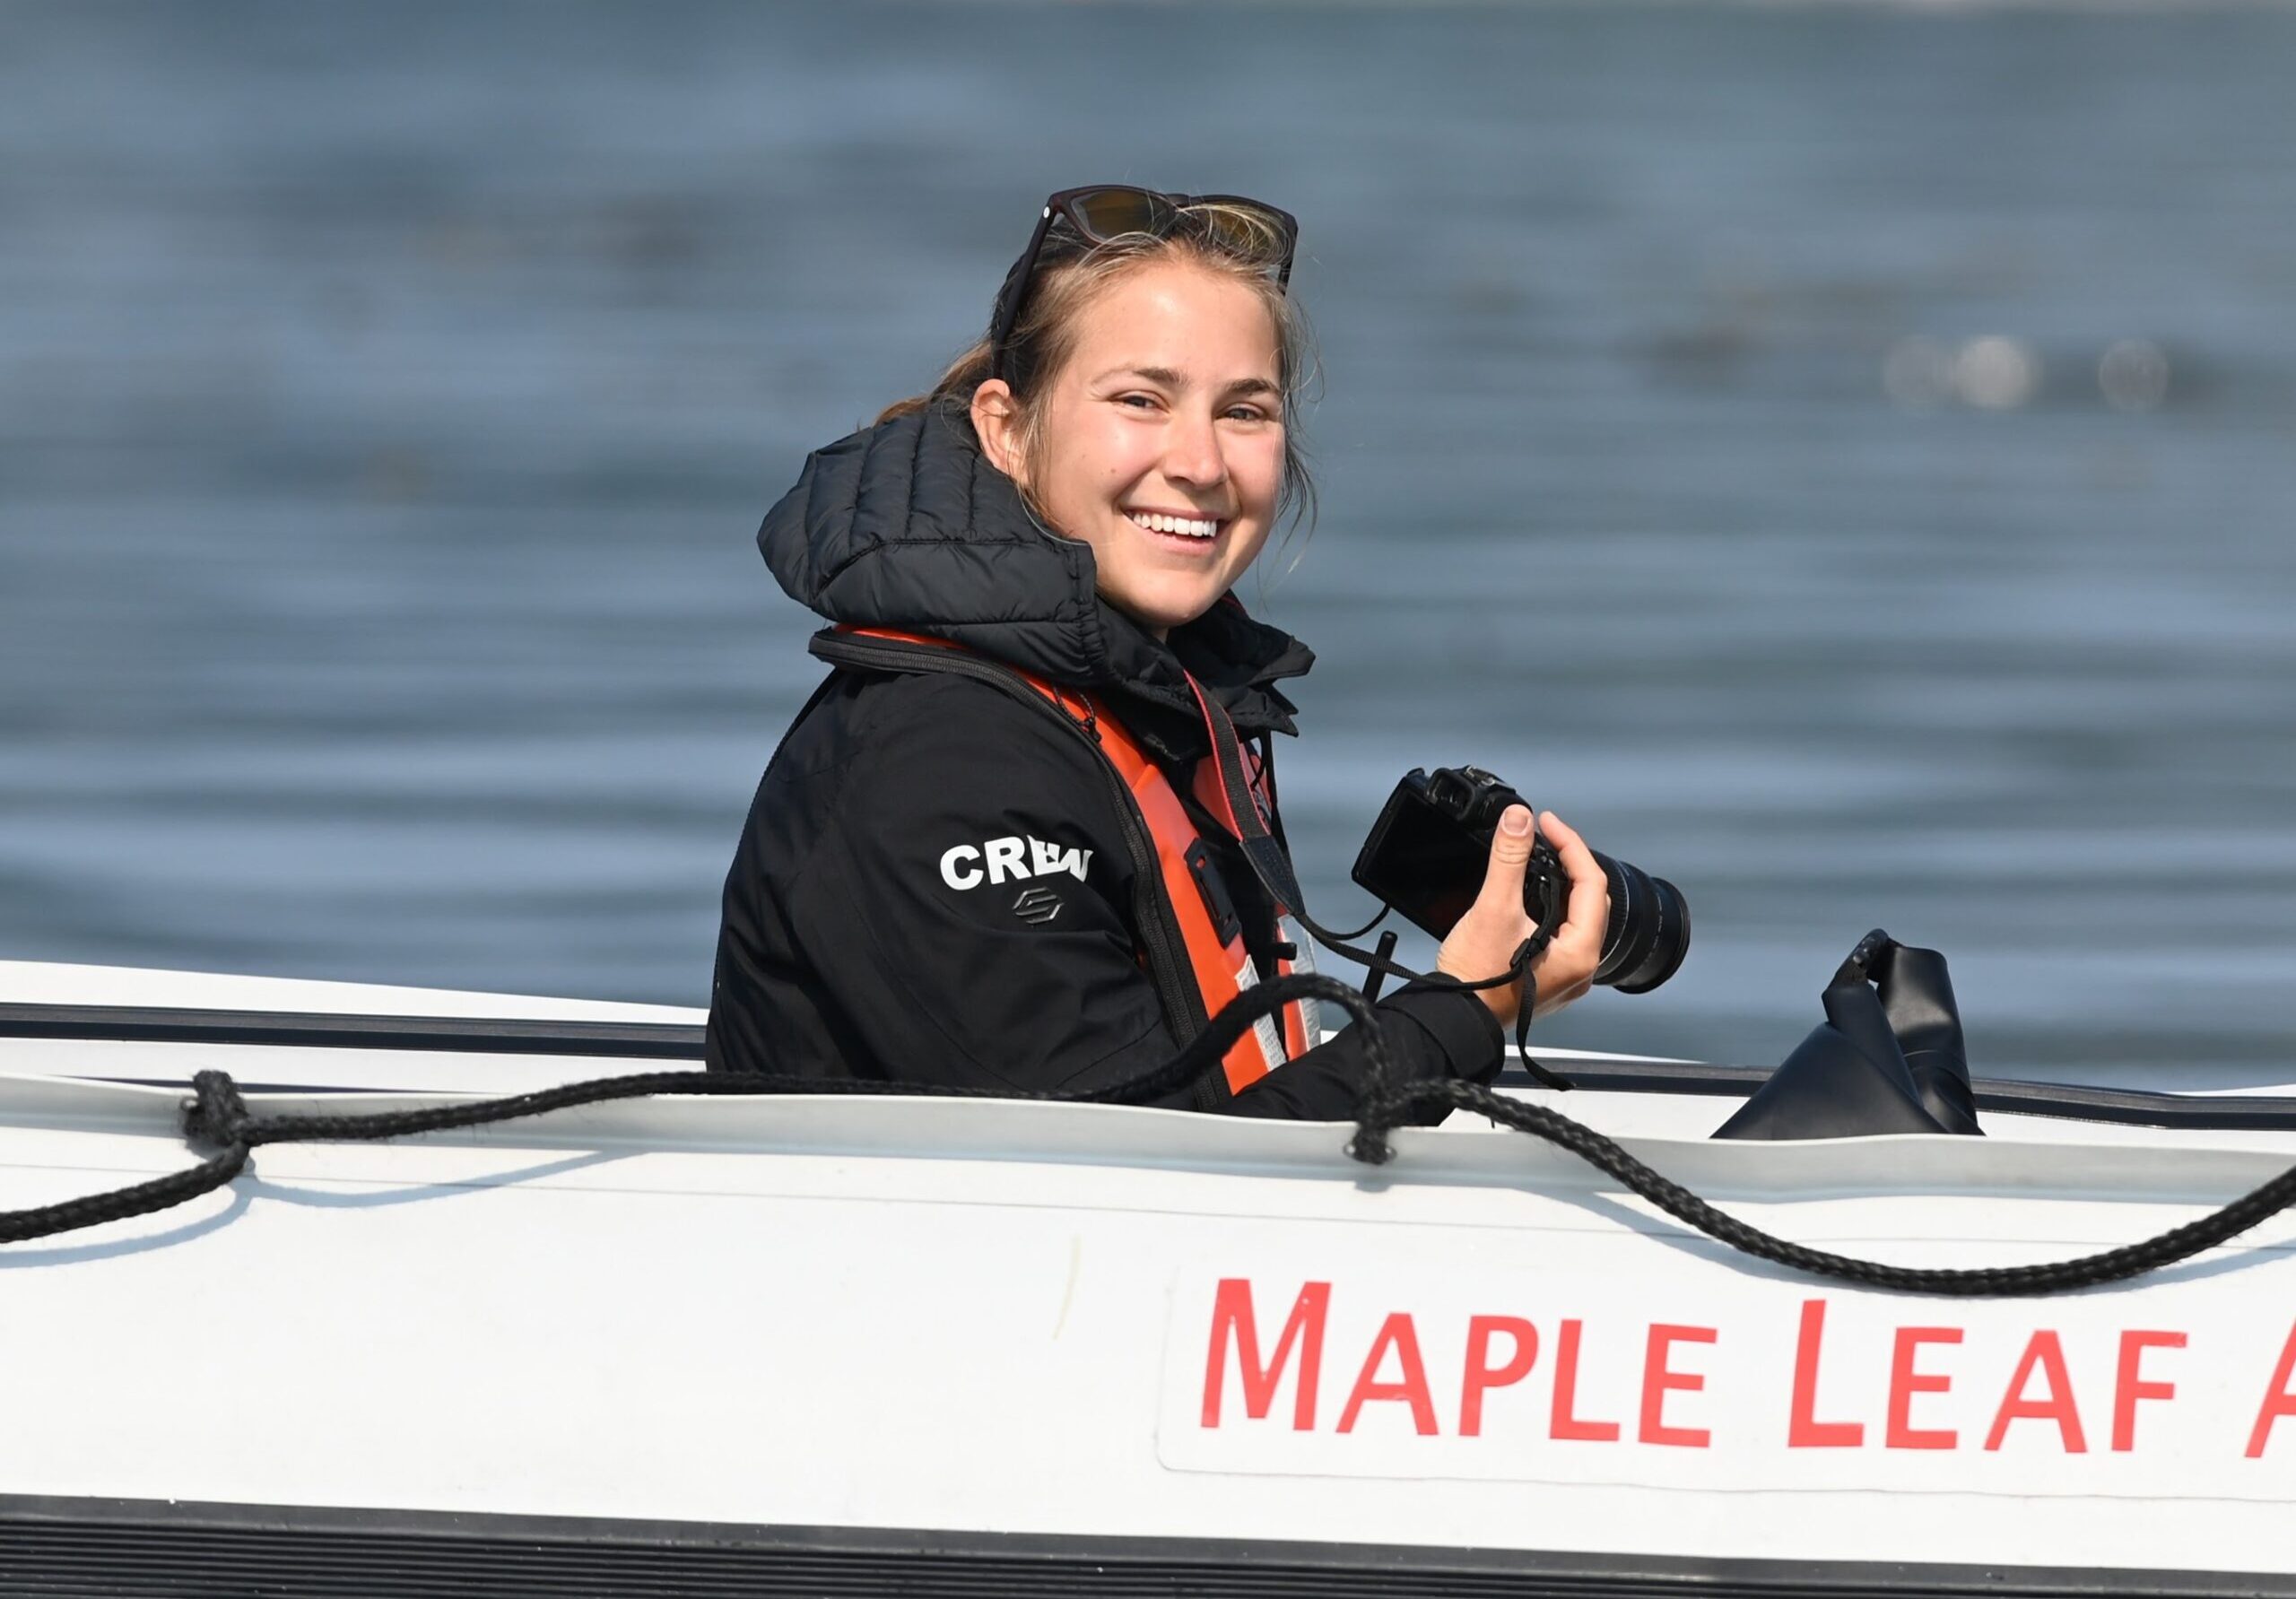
[778, 673, 1505, 1116]
[1220, 983, 1504, 1123]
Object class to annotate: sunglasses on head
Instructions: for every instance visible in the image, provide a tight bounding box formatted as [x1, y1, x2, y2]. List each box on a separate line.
[987, 186, 1300, 383]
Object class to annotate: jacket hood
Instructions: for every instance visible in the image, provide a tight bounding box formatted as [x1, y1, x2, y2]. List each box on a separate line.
[759, 409, 1313, 743]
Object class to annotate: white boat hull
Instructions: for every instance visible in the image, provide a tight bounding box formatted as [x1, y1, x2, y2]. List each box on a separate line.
[3, 960, 2294, 1594]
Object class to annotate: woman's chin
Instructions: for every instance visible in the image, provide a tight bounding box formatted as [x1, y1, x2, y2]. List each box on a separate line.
[1105, 578, 1222, 638]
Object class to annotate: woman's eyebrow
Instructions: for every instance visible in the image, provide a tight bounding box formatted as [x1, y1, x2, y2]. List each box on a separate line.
[1094, 365, 1281, 399]
[1092, 364, 1188, 388]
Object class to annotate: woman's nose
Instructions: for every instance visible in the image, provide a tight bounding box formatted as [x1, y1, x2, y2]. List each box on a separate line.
[1161, 407, 1228, 490]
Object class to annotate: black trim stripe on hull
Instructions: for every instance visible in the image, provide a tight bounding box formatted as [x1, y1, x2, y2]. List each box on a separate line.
[7, 1000, 2296, 1133]
[0, 1495, 2287, 1599]
[0, 1001, 708, 1059]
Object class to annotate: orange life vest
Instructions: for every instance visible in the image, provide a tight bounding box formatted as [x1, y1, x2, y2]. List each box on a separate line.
[835, 627, 1316, 1095]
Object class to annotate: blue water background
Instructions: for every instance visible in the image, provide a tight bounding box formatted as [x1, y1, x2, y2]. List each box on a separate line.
[4, 2, 2294, 1086]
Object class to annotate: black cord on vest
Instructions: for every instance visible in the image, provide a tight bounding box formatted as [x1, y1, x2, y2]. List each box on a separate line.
[1321, 904, 1391, 944]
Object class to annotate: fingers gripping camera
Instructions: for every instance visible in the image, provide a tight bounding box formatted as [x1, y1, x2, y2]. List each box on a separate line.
[1352, 766, 1691, 994]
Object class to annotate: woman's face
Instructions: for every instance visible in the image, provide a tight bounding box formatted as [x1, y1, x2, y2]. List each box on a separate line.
[977, 260, 1286, 638]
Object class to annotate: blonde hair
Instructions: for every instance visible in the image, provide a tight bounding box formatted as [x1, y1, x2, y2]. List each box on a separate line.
[878, 199, 1318, 545]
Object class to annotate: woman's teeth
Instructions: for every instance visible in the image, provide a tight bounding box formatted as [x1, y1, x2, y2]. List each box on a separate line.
[1126, 511, 1220, 541]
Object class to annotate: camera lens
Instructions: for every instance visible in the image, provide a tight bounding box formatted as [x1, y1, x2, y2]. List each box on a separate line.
[1529, 843, 1691, 993]
[1590, 851, 1691, 994]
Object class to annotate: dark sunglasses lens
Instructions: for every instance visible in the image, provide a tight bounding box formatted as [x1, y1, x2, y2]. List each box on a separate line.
[1066, 188, 1169, 243]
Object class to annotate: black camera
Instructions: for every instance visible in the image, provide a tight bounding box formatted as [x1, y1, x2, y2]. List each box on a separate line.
[1350, 766, 1691, 994]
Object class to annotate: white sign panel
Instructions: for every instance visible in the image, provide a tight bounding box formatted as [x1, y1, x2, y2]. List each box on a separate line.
[1159, 1256, 2296, 1502]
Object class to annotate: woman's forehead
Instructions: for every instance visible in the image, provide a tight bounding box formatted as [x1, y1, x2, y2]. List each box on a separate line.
[1068, 261, 1280, 380]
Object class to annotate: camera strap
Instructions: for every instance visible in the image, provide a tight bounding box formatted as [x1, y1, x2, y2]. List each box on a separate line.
[1183, 675, 1567, 1085]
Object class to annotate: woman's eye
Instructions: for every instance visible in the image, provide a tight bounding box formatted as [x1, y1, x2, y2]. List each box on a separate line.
[1225, 406, 1273, 423]
[1116, 393, 1159, 411]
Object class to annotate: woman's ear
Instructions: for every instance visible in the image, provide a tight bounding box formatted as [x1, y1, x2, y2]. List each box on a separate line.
[970, 379, 1026, 483]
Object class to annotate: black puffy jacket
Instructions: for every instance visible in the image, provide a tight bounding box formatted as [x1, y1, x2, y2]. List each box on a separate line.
[703, 410, 1504, 1118]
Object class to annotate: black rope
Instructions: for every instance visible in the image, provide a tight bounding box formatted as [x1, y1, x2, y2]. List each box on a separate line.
[0, 1135, 248, 1246]
[7, 975, 2296, 1298]
[1346, 1074, 2296, 1298]
[0, 975, 1378, 1249]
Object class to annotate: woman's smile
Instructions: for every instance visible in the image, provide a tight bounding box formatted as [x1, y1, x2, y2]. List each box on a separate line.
[1121, 506, 1228, 550]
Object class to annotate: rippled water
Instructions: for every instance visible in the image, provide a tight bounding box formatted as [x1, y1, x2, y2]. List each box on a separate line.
[4, 2, 2294, 1087]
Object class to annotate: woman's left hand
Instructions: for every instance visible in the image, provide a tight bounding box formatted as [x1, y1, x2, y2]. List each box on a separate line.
[1435, 805, 1608, 1026]
[1522, 812, 1606, 1019]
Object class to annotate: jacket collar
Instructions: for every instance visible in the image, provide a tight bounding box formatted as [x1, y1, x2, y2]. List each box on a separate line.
[759, 408, 1313, 755]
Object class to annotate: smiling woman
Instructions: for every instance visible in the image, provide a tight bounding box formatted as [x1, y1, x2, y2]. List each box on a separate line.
[703, 187, 1611, 1117]
[973, 269, 1286, 638]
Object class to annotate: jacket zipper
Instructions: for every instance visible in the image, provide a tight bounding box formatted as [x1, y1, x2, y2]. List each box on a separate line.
[813, 636, 1215, 1068]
